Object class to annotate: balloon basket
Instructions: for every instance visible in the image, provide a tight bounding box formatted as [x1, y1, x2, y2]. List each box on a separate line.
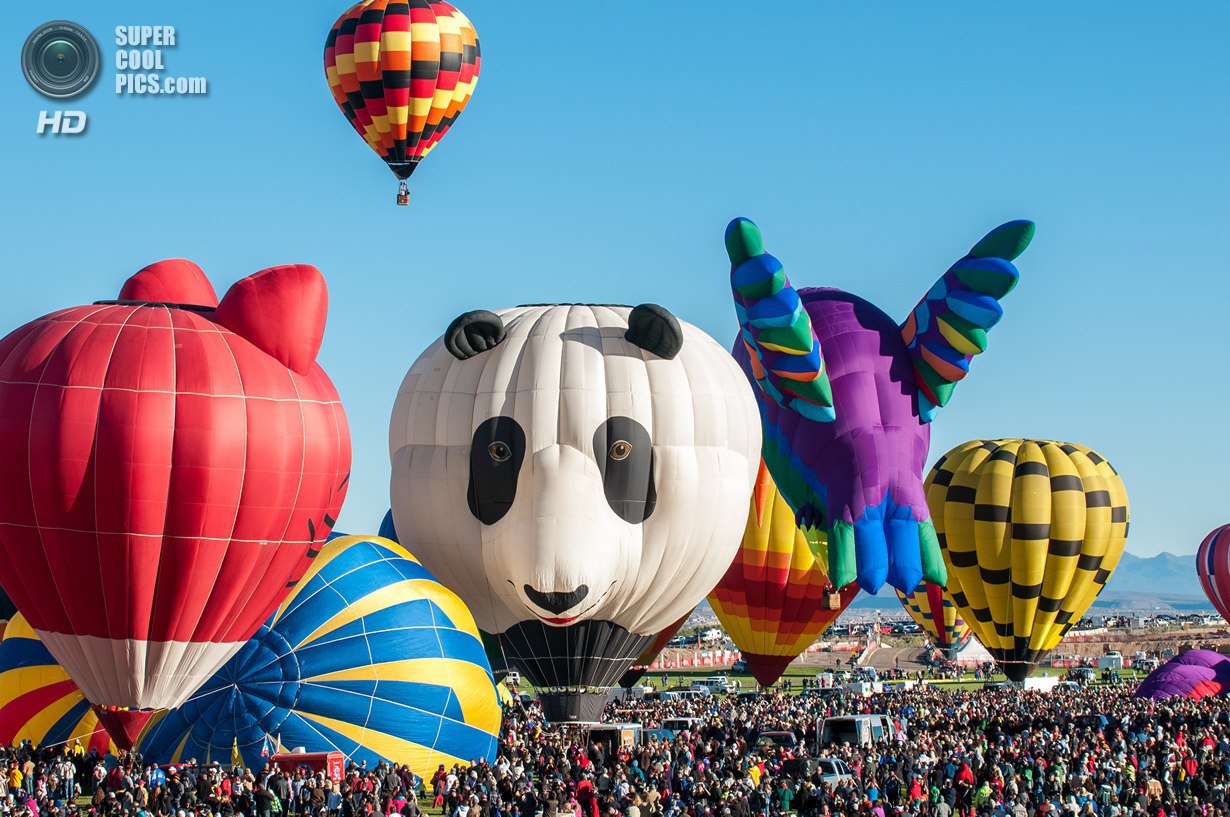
[396, 182, 410, 206]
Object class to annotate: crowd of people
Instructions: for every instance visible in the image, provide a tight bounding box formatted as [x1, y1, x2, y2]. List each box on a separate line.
[4, 681, 1230, 817]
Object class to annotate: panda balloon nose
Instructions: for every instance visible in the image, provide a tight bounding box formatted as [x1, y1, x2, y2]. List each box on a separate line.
[524, 584, 589, 616]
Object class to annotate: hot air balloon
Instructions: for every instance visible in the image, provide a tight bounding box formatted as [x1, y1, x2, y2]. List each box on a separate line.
[895, 581, 973, 659]
[0, 613, 117, 755]
[0, 259, 351, 748]
[325, 0, 481, 205]
[139, 535, 501, 775]
[708, 462, 858, 687]
[390, 304, 761, 722]
[1196, 525, 1230, 624]
[619, 617, 687, 688]
[1136, 650, 1230, 700]
[725, 217, 1033, 594]
[927, 439, 1129, 682]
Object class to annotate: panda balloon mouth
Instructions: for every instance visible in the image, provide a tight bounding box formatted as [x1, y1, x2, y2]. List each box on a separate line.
[516, 581, 617, 625]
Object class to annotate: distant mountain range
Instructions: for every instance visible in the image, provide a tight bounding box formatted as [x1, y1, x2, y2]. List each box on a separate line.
[690, 551, 1213, 618]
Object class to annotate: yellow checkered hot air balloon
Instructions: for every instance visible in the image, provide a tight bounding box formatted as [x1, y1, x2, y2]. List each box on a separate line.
[926, 440, 1129, 681]
[325, 0, 481, 204]
[708, 463, 858, 686]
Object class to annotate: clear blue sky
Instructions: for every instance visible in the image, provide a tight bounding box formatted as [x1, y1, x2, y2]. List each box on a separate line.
[3, 2, 1228, 565]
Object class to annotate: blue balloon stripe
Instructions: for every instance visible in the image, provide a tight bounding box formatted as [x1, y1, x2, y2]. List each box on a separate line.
[43, 698, 92, 746]
[0, 638, 60, 671]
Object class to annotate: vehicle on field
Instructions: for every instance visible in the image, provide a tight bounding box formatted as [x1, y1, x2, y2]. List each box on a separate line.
[816, 714, 896, 749]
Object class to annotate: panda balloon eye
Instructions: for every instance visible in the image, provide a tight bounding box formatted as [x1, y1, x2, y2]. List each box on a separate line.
[488, 442, 512, 462]
[609, 440, 632, 461]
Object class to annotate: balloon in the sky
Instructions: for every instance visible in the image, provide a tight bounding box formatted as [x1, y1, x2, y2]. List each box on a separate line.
[0, 614, 117, 755]
[325, 0, 481, 205]
[0, 259, 351, 747]
[390, 304, 761, 721]
[927, 439, 1129, 682]
[139, 535, 500, 775]
[1196, 525, 1230, 624]
[618, 617, 686, 688]
[895, 581, 973, 658]
[725, 217, 1034, 594]
[708, 462, 858, 686]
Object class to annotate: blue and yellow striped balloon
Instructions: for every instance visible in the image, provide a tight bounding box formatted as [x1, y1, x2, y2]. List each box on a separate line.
[0, 613, 117, 754]
[139, 535, 501, 775]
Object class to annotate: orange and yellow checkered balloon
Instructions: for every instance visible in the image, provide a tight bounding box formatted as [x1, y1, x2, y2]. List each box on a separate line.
[325, 0, 480, 183]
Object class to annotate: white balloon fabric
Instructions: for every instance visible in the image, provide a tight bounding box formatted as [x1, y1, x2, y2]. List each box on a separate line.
[390, 304, 760, 721]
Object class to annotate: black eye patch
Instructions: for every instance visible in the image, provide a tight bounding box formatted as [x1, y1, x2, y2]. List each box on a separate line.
[467, 416, 526, 525]
[593, 416, 656, 524]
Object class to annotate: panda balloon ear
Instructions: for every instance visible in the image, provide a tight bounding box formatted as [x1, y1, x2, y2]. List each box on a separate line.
[445, 310, 506, 360]
[625, 303, 683, 360]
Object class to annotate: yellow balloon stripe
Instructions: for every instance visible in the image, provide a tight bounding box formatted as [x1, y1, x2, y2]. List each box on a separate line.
[295, 578, 475, 649]
[305, 658, 495, 725]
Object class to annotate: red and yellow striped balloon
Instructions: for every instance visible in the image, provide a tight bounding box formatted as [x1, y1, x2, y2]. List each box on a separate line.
[325, 0, 481, 184]
[708, 463, 858, 686]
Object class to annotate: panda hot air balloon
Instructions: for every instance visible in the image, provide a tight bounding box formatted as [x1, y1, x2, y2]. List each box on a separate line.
[708, 462, 858, 687]
[0, 260, 351, 748]
[895, 582, 972, 659]
[390, 304, 761, 722]
[927, 439, 1129, 682]
[1196, 526, 1230, 625]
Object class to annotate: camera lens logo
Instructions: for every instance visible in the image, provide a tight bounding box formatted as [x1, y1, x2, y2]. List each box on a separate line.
[22, 21, 100, 99]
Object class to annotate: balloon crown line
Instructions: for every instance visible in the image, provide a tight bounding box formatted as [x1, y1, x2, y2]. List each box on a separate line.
[94, 300, 216, 313]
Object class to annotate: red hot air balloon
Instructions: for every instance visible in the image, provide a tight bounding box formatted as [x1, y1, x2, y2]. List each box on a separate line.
[1197, 525, 1230, 624]
[0, 259, 351, 749]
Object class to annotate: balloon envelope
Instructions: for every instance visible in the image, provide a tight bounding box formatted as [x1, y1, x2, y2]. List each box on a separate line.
[138, 535, 501, 776]
[390, 304, 760, 721]
[1136, 650, 1230, 700]
[928, 439, 1129, 682]
[725, 218, 1032, 594]
[325, 0, 481, 181]
[708, 462, 858, 686]
[0, 260, 351, 734]
[895, 581, 973, 658]
[0, 614, 117, 754]
[1196, 525, 1230, 624]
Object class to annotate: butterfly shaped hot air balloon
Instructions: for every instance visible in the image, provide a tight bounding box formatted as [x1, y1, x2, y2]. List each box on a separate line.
[726, 217, 1033, 594]
[708, 462, 858, 686]
[895, 581, 973, 659]
[325, 0, 481, 204]
[139, 535, 501, 776]
[0, 613, 118, 755]
[0, 259, 351, 749]
[927, 439, 1129, 681]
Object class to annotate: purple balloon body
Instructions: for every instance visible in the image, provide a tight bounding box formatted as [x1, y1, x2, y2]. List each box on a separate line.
[1135, 650, 1230, 699]
[735, 288, 931, 526]
[734, 288, 934, 593]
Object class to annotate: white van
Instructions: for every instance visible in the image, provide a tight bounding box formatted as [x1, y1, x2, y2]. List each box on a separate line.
[817, 715, 896, 748]
[691, 676, 737, 695]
